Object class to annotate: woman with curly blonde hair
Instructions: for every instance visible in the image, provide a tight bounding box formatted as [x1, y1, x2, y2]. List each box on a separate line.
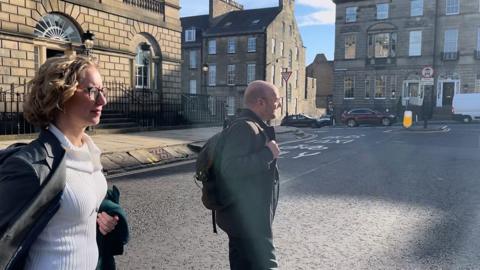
[0, 55, 118, 269]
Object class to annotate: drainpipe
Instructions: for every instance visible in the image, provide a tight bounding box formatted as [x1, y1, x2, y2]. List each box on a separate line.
[432, 0, 439, 107]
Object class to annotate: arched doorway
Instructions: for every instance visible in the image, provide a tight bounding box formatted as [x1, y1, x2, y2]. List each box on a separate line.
[33, 13, 83, 63]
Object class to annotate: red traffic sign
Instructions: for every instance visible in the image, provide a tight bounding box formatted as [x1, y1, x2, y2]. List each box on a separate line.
[422, 66, 434, 79]
[281, 71, 292, 82]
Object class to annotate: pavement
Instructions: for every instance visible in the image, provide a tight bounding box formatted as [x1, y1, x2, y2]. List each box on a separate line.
[0, 126, 299, 176]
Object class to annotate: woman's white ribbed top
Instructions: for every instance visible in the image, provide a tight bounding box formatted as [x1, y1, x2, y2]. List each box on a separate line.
[24, 124, 107, 270]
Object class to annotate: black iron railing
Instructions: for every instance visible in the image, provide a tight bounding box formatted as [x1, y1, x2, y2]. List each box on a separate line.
[0, 82, 36, 135]
[123, 0, 165, 14]
[104, 82, 227, 128]
[0, 81, 227, 136]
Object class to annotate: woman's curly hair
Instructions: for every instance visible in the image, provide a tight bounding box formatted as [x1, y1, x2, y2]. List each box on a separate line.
[24, 55, 97, 128]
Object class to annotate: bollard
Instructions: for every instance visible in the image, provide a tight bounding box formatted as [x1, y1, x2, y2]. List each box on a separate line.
[403, 110, 413, 128]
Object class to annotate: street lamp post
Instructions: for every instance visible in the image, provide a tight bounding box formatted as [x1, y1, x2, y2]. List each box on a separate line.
[81, 30, 95, 56]
[140, 42, 151, 90]
[202, 64, 209, 93]
[201, 64, 209, 110]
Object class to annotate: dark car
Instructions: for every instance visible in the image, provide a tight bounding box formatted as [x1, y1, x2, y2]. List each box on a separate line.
[341, 108, 396, 127]
[281, 114, 332, 128]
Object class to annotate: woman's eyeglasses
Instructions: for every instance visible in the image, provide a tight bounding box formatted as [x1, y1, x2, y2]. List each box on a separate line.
[81, 86, 108, 102]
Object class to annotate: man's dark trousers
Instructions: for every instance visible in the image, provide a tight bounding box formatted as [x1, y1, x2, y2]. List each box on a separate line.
[228, 235, 278, 270]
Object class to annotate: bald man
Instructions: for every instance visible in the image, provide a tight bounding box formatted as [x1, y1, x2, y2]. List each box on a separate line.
[215, 80, 281, 269]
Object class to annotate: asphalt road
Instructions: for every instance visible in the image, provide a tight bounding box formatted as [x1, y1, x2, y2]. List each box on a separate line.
[112, 124, 480, 269]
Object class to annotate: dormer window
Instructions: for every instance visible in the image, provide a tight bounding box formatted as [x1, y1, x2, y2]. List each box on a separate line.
[185, 29, 195, 42]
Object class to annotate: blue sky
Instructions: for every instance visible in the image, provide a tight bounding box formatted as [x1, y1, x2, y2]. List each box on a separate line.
[179, 0, 336, 64]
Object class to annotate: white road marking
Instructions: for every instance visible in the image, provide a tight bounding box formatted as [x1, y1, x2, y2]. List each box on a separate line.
[292, 151, 323, 159]
[282, 158, 342, 184]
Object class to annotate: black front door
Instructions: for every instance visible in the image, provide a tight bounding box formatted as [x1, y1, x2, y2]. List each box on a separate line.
[46, 49, 64, 58]
[442, 82, 454, 106]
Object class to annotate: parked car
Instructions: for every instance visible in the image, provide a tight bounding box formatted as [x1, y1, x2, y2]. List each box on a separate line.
[452, 93, 480, 123]
[281, 114, 332, 128]
[341, 108, 396, 127]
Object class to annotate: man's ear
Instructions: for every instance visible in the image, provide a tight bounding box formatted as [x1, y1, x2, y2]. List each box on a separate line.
[257, 98, 265, 106]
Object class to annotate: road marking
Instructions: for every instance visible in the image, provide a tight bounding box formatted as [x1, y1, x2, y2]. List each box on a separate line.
[279, 134, 318, 146]
[282, 158, 342, 184]
[281, 144, 329, 151]
[384, 130, 393, 133]
[292, 151, 322, 159]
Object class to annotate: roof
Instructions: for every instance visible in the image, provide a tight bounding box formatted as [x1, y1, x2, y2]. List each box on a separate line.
[205, 7, 280, 36]
[180, 15, 210, 31]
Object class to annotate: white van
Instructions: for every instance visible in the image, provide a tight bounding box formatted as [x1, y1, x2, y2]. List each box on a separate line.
[452, 93, 480, 123]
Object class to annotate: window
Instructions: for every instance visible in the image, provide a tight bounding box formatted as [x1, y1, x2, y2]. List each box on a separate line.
[248, 37, 256, 52]
[135, 46, 150, 88]
[296, 70, 299, 88]
[446, 0, 459, 15]
[208, 39, 216, 54]
[345, 34, 356, 59]
[282, 21, 285, 33]
[189, 80, 197, 94]
[295, 47, 299, 60]
[377, 3, 389, 20]
[368, 33, 397, 58]
[189, 50, 197, 68]
[227, 64, 235, 85]
[271, 65, 276, 84]
[444, 29, 458, 52]
[272, 38, 276, 54]
[247, 64, 256, 84]
[208, 64, 216, 86]
[375, 76, 387, 98]
[280, 42, 284, 56]
[375, 33, 390, 57]
[185, 29, 195, 42]
[227, 96, 235, 115]
[289, 25, 292, 36]
[410, 0, 423, 16]
[409, 31, 422, 56]
[365, 78, 371, 98]
[391, 76, 397, 98]
[227, 38, 236, 54]
[288, 50, 293, 68]
[346, 7, 357, 23]
[344, 76, 354, 99]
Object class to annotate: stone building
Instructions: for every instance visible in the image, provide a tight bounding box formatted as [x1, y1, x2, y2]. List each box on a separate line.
[306, 53, 334, 113]
[181, 0, 308, 120]
[0, 0, 181, 93]
[332, 0, 480, 117]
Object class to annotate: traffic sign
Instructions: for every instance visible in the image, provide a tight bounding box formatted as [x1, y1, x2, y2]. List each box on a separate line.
[422, 66, 434, 79]
[281, 71, 292, 82]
